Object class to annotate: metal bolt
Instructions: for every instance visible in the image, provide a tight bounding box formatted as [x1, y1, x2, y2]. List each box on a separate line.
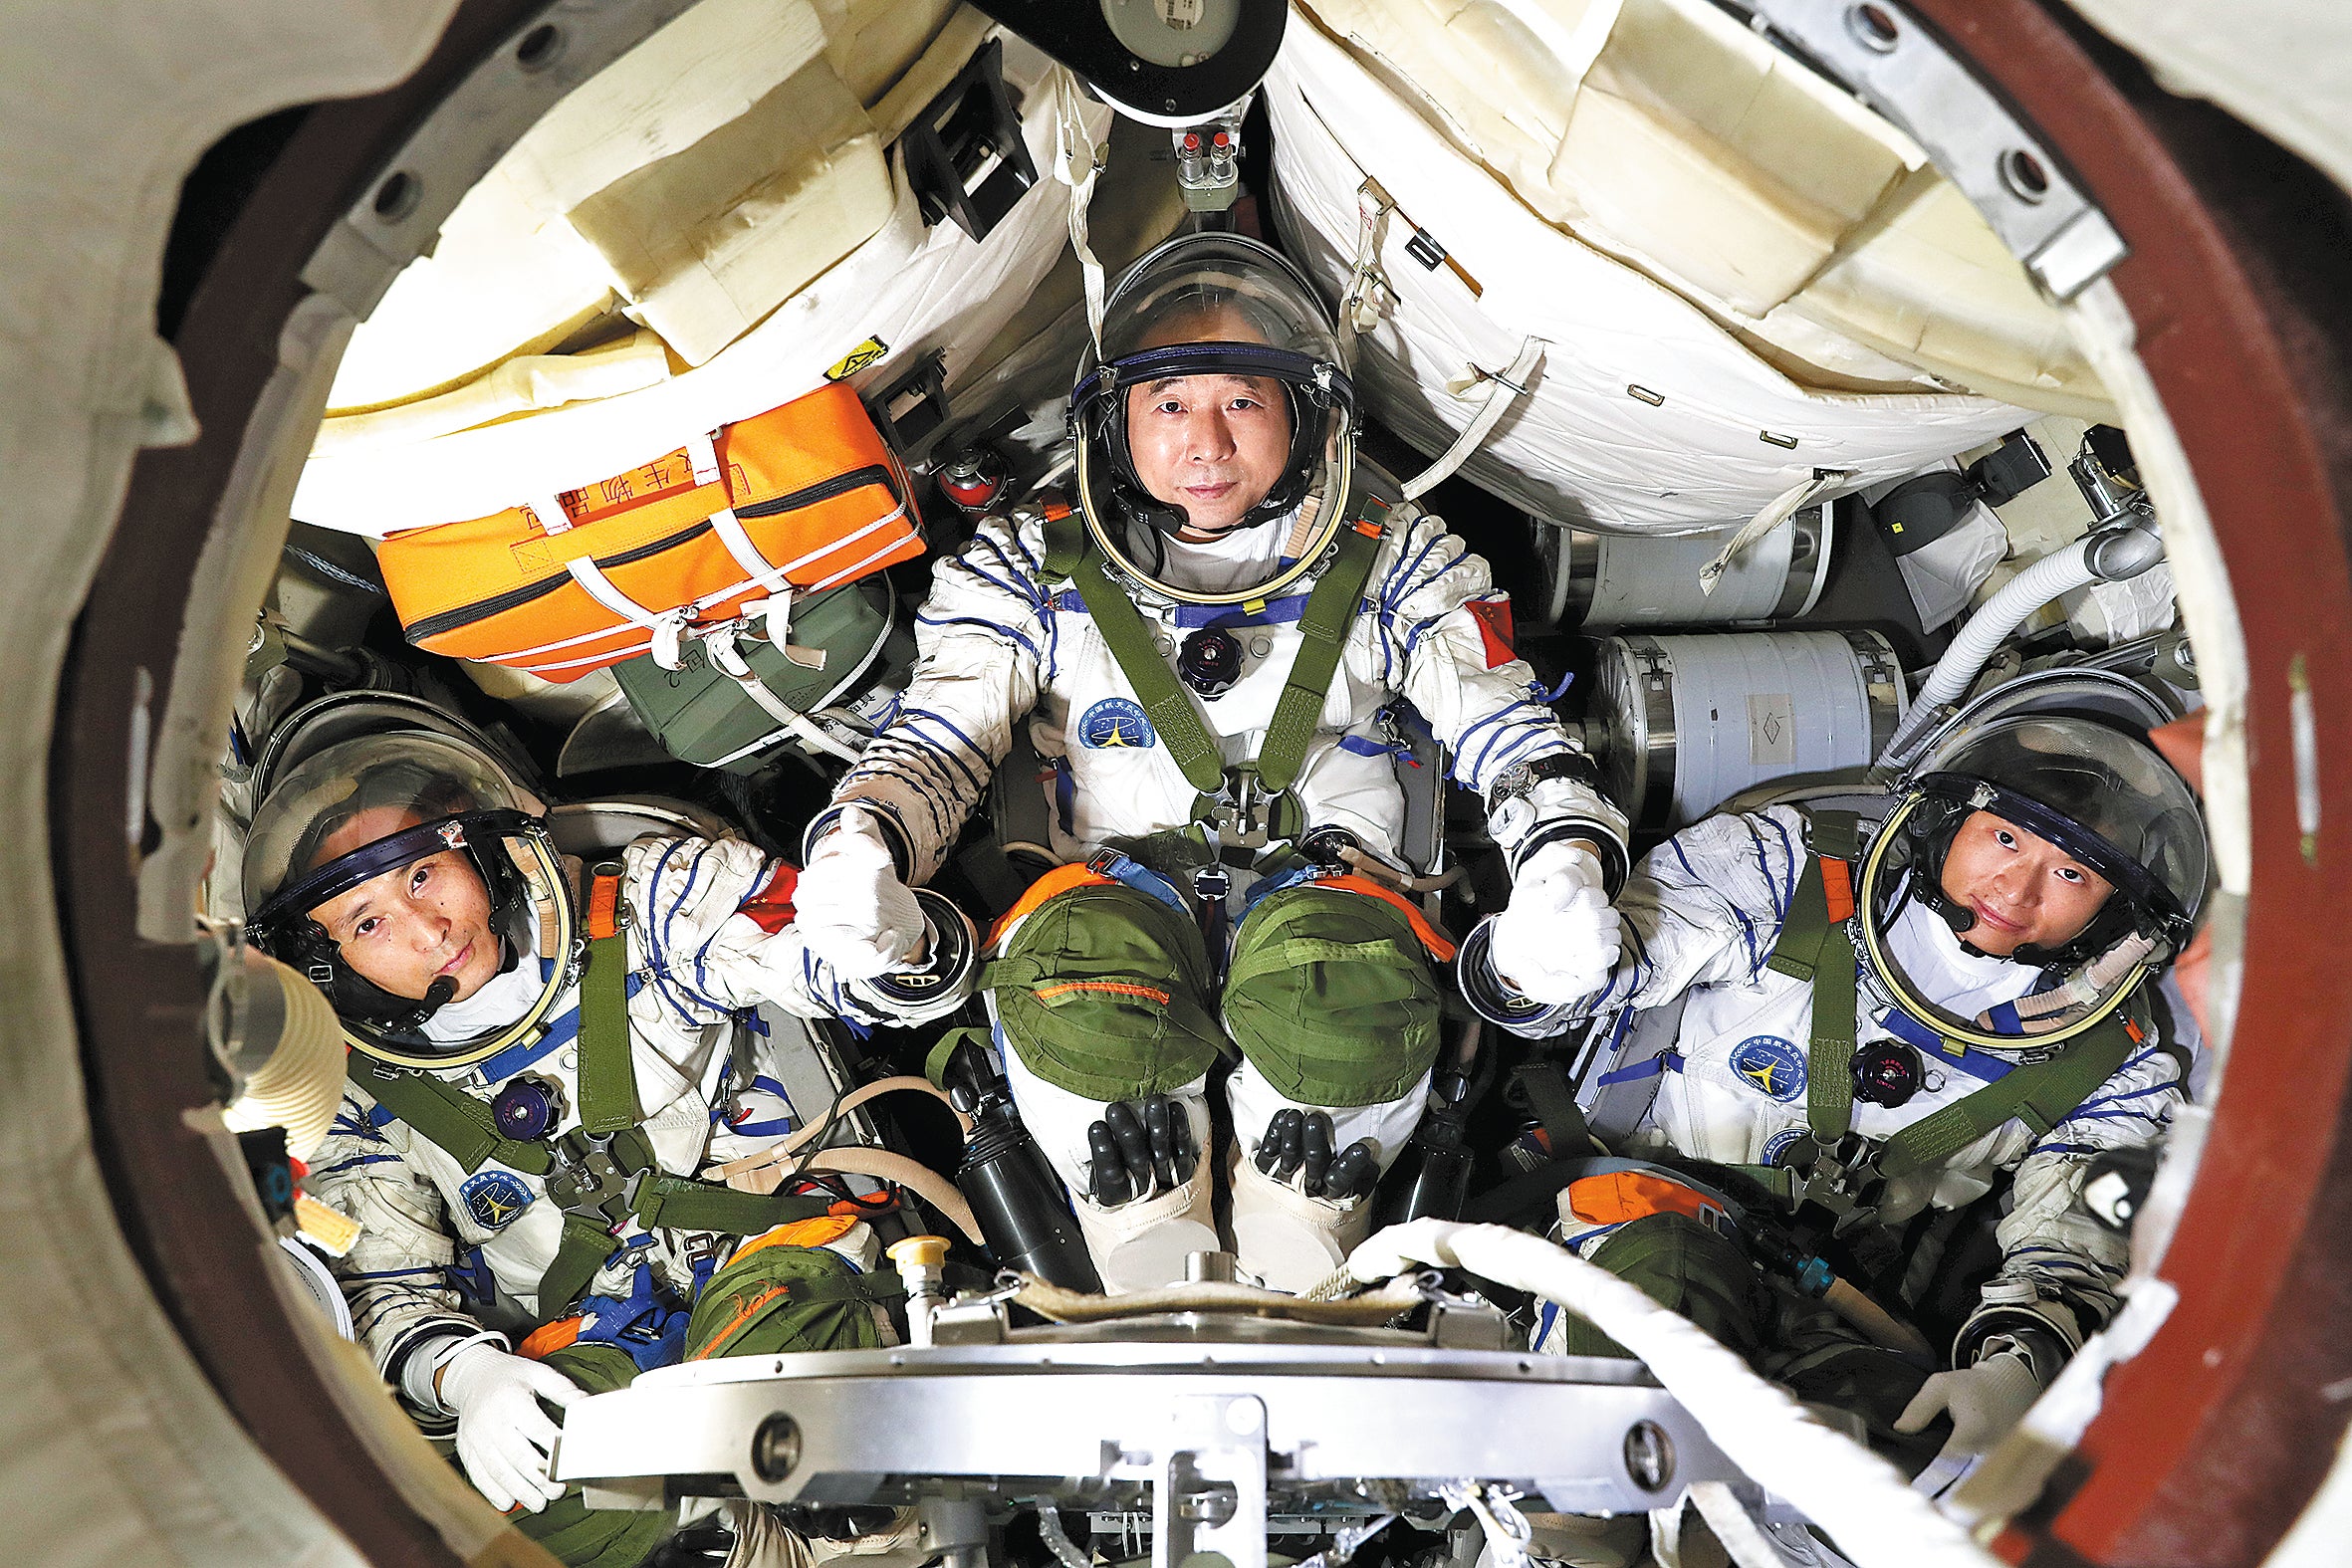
[1623, 1421, 1675, 1492]
[752, 1413, 802, 1483]
[1845, 3, 1900, 53]
[1177, 1483, 1239, 1525]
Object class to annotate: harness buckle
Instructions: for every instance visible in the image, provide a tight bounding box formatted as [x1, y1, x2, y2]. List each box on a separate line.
[1208, 770, 1275, 850]
[548, 1131, 637, 1230]
[1190, 865, 1232, 904]
[1798, 1133, 1887, 1236]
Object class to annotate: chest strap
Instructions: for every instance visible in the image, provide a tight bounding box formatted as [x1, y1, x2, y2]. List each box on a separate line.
[1042, 504, 1387, 822]
[1764, 811, 1862, 1144]
[1761, 809, 2154, 1179]
[348, 876, 834, 1317]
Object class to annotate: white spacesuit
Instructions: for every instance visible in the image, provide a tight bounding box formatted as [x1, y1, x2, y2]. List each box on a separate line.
[1463, 714, 2210, 1488]
[244, 727, 952, 1551]
[791, 233, 1629, 1290]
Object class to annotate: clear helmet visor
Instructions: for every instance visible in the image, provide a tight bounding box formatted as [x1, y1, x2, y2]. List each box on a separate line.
[242, 732, 576, 1069]
[1072, 234, 1355, 602]
[1857, 715, 2209, 1048]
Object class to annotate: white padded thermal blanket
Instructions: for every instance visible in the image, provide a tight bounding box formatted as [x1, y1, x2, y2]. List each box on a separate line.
[295, 25, 1099, 536]
[1266, 8, 2053, 534]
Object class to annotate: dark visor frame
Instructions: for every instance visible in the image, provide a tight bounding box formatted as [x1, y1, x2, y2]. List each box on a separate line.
[1071, 341, 1353, 421]
[250, 808, 531, 936]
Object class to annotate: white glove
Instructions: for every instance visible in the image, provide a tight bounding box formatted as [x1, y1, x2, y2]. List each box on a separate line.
[437, 1342, 586, 1514]
[1489, 842, 1621, 1006]
[794, 806, 924, 980]
[1895, 1348, 2041, 1487]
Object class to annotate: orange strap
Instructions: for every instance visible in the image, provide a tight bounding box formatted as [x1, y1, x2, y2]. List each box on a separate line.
[728, 1214, 863, 1269]
[1564, 1170, 1730, 1231]
[517, 1315, 585, 1360]
[586, 865, 624, 941]
[985, 861, 1114, 949]
[1819, 856, 1855, 925]
[1320, 872, 1459, 963]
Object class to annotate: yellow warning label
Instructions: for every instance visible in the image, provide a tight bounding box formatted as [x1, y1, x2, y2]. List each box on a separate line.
[825, 336, 889, 381]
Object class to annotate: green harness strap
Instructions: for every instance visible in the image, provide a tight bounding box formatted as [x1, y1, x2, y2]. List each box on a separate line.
[1764, 811, 1862, 1144]
[350, 1060, 562, 1178]
[1260, 513, 1387, 793]
[1042, 504, 1388, 816]
[1874, 1003, 2147, 1180]
[578, 863, 641, 1136]
[1760, 806, 2156, 1180]
[349, 869, 832, 1317]
[1045, 509, 1223, 798]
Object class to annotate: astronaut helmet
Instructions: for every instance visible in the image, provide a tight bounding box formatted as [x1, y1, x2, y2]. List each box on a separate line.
[242, 730, 577, 1069]
[1069, 232, 1354, 603]
[1859, 714, 2209, 1047]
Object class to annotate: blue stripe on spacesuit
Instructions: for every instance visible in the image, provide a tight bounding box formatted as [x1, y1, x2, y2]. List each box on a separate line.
[919, 610, 1046, 663]
[950, 543, 1048, 613]
[472, 972, 647, 1082]
[1451, 699, 1552, 786]
[1479, 722, 1562, 782]
[646, 839, 738, 1024]
[344, 1266, 446, 1281]
[1742, 817, 1789, 928]
[892, 709, 989, 794]
[1596, 1051, 1682, 1086]
[1876, 1008, 2018, 1082]
[311, 1152, 403, 1177]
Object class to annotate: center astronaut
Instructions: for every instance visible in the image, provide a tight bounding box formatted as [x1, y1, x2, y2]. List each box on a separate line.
[791, 233, 1628, 1290]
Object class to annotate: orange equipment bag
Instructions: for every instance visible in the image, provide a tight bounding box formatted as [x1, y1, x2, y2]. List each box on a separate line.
[376, 380, 924, 681]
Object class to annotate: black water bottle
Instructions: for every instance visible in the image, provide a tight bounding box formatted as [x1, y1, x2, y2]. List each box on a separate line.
[942, 1038, 1104, 1293]
[1374, 1071, 1477, 1227]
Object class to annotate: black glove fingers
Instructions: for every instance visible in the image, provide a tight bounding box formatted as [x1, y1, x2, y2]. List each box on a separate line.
[1325, 1139, 1377, 1200]
[1170, 1100, 1198, 1183]
[1105, 1098, 1152, 1184]
[1300, 1112, 1334, 1197]
[1142, 1095, 1181, 1192]
[1087, 1120, 1133, 1207]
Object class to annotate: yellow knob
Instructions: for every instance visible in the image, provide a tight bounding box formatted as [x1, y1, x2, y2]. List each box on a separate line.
[888, 1234, 950, 1270]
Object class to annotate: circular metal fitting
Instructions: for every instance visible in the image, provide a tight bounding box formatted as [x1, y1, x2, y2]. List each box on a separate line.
[752, 1413, 804, 1484]
[1623, 1421, 1676, 1492]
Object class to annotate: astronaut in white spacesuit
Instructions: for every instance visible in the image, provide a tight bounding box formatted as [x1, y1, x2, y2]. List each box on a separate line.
[789, 233, 1629, 1291]
[244, 726, 955, 1557]
[1461, 714, 2209, 1489]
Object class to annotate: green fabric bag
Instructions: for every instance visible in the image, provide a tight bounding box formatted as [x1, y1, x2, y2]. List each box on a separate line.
[610, 576, 902, 774]
[683, 1239, 896, 1361]
[513, 1344, 673, 1568]
[988, 881, 1229, 1101]
[1221, 883, 1441, 1106]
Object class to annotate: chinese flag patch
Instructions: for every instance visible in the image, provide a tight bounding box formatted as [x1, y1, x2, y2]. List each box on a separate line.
[735, 861, 801, 935]
[1466, 596, 1517, 668]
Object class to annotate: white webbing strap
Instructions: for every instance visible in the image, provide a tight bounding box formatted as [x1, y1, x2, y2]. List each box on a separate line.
[532, 495, 573, 535]
[1400, 336, 1544, 502]
[1053, 70, 1107, 351]
[1338, 179, 1396, 371]
[1699, 467, 1851, 596]
[712, 626, 865, 765]
[565, 556, 694, 669]
[685, 429, 722, 487]
[685, 425, 797, 606]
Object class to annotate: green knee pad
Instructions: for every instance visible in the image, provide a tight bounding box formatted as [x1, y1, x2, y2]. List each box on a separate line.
[685, 1238, 896, 1360]
[1223, 884, 1441, 1106]
[1556, 1212, 1766, 1361]
[988, 879, 1227, 1100]
[513, 1344, 672, 1568]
